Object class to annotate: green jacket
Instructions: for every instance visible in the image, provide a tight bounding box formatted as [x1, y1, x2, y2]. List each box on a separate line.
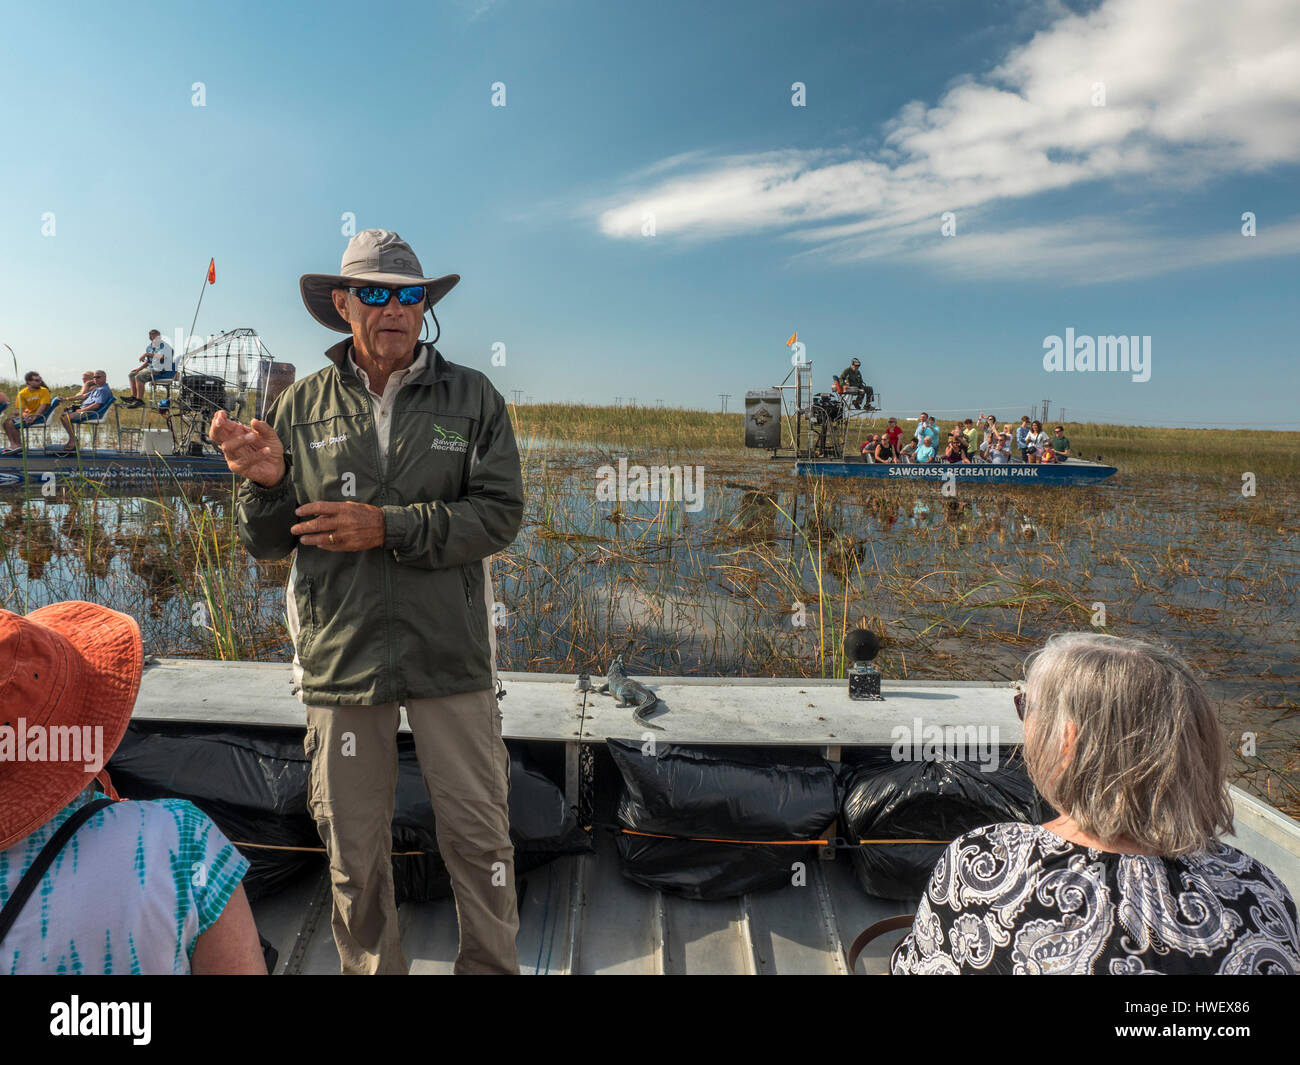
[840, 365, 863, 388]
[235, 340, 523, 705]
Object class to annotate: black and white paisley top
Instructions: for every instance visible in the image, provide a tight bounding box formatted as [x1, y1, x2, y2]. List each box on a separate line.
[891, 822, 1300, 975]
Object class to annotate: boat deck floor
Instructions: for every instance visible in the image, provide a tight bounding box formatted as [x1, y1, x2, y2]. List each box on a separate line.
[250, 815, 915, 976]
[127, 661, 1300, 975]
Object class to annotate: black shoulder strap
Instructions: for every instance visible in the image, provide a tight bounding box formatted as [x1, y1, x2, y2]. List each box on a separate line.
[845, 914, 915, 974]
[0, 797, 117, 947]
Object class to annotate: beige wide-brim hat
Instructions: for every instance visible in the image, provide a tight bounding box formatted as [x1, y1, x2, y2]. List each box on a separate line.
[300, 228, 460, 333]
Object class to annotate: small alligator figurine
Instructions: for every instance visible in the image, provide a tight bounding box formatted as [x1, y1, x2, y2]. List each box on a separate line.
[596, 654, 664, 731]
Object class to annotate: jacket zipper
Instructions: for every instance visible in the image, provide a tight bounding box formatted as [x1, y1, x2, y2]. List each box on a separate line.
[385, 385, 404, 699]
[354, 366, 399, 704]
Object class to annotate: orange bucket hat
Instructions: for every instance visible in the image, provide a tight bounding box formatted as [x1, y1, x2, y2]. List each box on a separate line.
[0, 602, 143, 851]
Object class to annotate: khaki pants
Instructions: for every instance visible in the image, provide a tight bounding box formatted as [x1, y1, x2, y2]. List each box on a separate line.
[304, 690, 519, 975]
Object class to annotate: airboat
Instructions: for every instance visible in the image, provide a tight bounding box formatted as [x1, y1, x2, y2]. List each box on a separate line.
[0, 328, 293, 490]
[744, 360, 1117, 485]
[113, 658, 1300, 975]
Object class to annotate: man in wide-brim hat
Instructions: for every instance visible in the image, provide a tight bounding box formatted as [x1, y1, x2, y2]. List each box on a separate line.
[210, 229, 524, 975]
[0, 602, 264, 973]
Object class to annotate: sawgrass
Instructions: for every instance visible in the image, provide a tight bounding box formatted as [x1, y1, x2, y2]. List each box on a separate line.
[503, 402, 1298, 479]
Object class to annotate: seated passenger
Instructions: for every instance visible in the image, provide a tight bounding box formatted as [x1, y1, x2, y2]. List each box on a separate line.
[899, 438, 918, 462]
[988, 433, 1011, 463]
[58, 370, 113, 449]
[874, 436, 898, 463]
[860, 434, 878, 461]
[892, 633, 1300, 974]
[1050, 425, 1071, 460]
[0, 603, 266, 974]
[943, 431, 970, 463]
[914, 438, 937, 464]
[2, 371, 53, 451]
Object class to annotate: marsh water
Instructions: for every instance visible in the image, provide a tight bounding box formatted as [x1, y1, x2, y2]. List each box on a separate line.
[2, 445, 1297, 812]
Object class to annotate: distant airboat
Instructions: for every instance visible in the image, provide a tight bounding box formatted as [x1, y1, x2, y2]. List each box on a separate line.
[744, 359, 1117, 485]
[0, 329, 293, 490]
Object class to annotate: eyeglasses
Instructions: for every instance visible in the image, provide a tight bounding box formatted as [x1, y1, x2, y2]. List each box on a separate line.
[348, 285, 427, 307]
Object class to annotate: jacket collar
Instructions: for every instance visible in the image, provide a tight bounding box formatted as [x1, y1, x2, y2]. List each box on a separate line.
[324, 338, 451, 386]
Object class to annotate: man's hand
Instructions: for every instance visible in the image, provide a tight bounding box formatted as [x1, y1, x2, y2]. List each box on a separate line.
[291, 501, 385, 551]
[211, 410, 286, 487]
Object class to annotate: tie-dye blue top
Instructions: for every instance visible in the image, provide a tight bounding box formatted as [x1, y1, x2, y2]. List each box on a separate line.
[0, 785, 249, 974]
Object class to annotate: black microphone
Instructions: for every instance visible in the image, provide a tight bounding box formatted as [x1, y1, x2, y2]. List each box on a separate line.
[845, 629, 880, 663]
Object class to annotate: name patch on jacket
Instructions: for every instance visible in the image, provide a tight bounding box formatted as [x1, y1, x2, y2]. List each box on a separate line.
[309, 434, 348, 449]
[429, 424, 469, 453]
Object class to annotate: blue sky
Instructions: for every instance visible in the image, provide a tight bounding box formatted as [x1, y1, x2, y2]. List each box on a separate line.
[1, 0, 1297, 427]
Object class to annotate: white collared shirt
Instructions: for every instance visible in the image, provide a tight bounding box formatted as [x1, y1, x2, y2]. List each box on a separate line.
[346, 345, 429, 473]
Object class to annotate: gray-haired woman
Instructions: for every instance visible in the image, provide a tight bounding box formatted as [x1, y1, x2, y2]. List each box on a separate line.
[892, 633, 1300, 974]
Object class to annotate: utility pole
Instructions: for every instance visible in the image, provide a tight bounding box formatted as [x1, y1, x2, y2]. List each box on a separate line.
[656, 399, 663, 408]
[614, 396, 622, 407]
[629, 397, 637, 407]
[1041, 399, 1050, 424]
[719, 393, 730, 413]
[526, 395, 534, 404]
[510, 389, 523, 406]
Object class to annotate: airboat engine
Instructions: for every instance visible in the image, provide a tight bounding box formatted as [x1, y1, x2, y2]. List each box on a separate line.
[811, 392, 845, 425]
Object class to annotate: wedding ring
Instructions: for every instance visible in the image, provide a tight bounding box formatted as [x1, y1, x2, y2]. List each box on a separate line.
[329, 533, 335, 544]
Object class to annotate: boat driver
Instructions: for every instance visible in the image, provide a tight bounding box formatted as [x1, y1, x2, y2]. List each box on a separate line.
[125, 329, 175, 408]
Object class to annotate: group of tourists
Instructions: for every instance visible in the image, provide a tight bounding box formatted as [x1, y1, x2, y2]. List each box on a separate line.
[0, 330, 177, 454]
[0, 369, 119, 454]
[860, 412, 1073, 465]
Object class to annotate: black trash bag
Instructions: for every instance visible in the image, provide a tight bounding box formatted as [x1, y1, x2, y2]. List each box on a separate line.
[608, 740, 839, 900]
[390, 739, 591, 903]
[107, 722, 320, 900]
[841, 748, 1043, 901]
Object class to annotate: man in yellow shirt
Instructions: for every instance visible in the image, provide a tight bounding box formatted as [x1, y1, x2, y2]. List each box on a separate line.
[2, 371, 52, 450]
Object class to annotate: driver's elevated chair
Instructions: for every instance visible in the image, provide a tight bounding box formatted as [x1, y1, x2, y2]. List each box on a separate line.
[143, 368, 178, 414]
[831, 376, 877, 412]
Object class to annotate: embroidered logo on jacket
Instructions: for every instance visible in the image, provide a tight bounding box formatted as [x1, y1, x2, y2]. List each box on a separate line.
[309, 434, 348, 449]
[429, 423, 469, 453]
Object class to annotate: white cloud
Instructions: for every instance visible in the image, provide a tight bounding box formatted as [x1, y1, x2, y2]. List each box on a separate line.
[589, 0, 1300, 280]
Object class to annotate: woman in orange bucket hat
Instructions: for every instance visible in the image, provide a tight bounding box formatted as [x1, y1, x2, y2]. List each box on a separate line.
[0, 602, 265, 974]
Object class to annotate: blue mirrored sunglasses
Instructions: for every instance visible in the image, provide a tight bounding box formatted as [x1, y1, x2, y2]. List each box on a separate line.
[348, 285, 427, 307]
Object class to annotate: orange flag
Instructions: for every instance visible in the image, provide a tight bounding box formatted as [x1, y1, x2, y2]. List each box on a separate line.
[207, 258, 216, 284]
